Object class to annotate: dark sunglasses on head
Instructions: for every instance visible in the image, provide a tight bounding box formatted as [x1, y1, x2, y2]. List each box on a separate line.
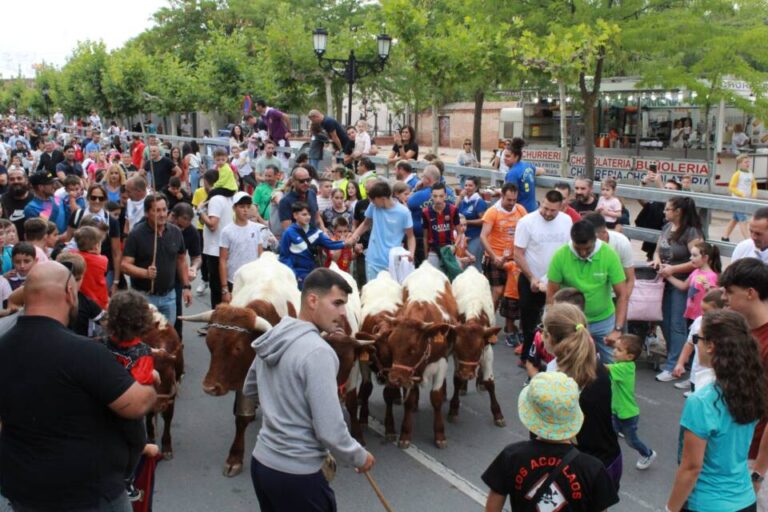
[89, 195, 106, 202]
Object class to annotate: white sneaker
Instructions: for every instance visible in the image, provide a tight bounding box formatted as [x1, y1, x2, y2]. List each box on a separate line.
[636, 450, 657, 470]
[683, 391, 692, 398]
[655, 370, 677, 382]
[195, 282, 208, 296]
[673, 379, 691, 389]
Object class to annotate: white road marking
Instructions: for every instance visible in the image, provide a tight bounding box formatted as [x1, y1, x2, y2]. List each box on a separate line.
[619, 490, 658, 510]
[367, 417, 509, 511]
[635, 393, 661, 406]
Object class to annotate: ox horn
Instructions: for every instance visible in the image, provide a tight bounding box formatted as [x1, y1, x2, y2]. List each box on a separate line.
[178, 310, 214, 323]
[253, 316, 273, 333]
[354, 337, 376, 347]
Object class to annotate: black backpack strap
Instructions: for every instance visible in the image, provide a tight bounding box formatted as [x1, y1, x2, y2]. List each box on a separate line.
[296, 227, 316, 256]
[529, 447, 579, 505]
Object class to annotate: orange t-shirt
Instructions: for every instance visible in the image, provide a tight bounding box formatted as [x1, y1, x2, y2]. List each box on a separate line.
[75, 250, 109, 310]
[502, 261, 521, 299]
[481, 203, 528, 258]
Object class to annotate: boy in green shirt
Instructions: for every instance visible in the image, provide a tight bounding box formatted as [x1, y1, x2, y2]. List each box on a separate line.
[607, 333, 657, 470]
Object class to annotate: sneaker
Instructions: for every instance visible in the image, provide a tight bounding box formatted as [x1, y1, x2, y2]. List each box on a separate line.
[673, 379, 691, 389]
[617, 431, 625, 439]
[636, 450, 657, 470]
[683, 391, 692, 398]
[504, 334, 518, 348]
[655, 370, 678, 382]
[195, 282, 208, 296]
[721, 236, 730, 242]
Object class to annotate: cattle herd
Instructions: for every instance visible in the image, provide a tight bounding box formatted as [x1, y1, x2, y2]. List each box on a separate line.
[159, 252, 509, 477]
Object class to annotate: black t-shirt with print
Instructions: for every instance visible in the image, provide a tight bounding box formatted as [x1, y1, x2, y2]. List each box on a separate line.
[482, 440, 619, 512]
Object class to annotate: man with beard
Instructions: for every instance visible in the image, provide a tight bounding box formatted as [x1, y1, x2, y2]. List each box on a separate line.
[570, 177, 598, 216]
[24, 173, 62, 233]
[55, 144, 84, 180]
[1, 168, 32, 240]
[121, 193, 193, 325]
[0, 261, 157, 512]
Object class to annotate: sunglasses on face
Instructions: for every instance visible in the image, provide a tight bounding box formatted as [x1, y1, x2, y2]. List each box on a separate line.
[296, 178, 312, 184]
[89, 195, 106, 202]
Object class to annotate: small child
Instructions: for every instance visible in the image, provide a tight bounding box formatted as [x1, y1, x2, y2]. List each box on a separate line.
[106, 200, 122, 222]
[61, 175, 86, 224]
[207, 148, 238, 200]
[73, 226, 109, 309]
[45, 221, 62, 258]
[672, 289, 724, 396]
[596, 177, 622, 230]
[354, 119, 372, 157]
[6, 242, 36, 290]
[499, 260, 522, 349]
[722, 154, 756, 242]
[279, 201, 352, 289]
[606, 334, 657, 470]
[101, 290, 160, 502]
[664, 241, 721, 322]
[526, 288, 586, 376]
[393, 181, 411, 205]
[0, 219, 14, 273]
[23, 218, 51, 263]
[56, 252, 105, 337]
[324, 217, 355, 273]
[317, 178, 334, 213]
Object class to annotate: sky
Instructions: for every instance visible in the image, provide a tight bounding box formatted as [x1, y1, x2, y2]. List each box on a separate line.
[0, 0, 163, 78]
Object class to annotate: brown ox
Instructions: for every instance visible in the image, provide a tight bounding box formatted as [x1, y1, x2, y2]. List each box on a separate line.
[180, 253, 301, 477]
[142, 307, 184, 459]
[385, 262, 458, 449]
[448, 267, 504, 427]
[181, 300, 286, 477]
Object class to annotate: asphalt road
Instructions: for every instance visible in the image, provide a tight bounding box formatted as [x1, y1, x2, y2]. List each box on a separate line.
[138, 280, 684, 512]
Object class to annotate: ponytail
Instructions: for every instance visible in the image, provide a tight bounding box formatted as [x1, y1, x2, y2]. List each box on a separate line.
[695, 241, 722, 273]
[542, 303, 597, 388]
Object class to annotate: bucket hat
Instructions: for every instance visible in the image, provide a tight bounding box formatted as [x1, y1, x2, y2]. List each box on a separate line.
[518, 372, 584, 441]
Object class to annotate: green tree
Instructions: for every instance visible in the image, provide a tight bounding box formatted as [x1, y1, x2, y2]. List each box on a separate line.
[59, 41, 109, 117]
[102, 46, 153, 120]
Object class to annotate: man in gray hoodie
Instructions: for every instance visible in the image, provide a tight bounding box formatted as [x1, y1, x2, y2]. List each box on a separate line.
[243, 267, 375, 512]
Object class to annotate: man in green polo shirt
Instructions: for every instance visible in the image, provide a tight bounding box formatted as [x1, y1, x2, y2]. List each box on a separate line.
[546, 220, 629, 363]
[252, 164, 281, 221]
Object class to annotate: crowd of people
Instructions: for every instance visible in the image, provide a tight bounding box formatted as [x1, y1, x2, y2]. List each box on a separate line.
[0, 104, 767, 512]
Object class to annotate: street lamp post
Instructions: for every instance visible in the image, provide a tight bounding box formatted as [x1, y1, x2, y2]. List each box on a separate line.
[312, 28, 392, 127]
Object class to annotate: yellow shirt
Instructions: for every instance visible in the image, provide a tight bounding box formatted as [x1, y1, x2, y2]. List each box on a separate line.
[192, 187, 208, 229]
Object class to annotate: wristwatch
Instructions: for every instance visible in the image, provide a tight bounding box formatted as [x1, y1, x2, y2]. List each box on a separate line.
[752, 471, 764, 483]
[614, 324, 625, 331]
[182, 284, 192, 290]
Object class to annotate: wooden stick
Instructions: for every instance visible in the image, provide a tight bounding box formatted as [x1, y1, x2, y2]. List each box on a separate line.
[364, 472, 394, 512]
[147, 131, 158, 294]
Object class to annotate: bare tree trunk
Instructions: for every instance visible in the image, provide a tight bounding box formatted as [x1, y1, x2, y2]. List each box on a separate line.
[558, 80, 568, 176]
[169, 115, 177, 138]
[431, 96, 440, 156]
[473, 89, 484, 162]
[579, 47, 606, 180]
[324, 76, 333, 117]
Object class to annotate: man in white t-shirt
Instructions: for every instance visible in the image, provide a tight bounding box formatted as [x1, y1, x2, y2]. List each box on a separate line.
[199, 170, 233, 308]
[732, 207, 768, 264]
[514, 189, 573, 361]
[582, 212, 636, 296]
[125, 176, 149, 232]
[219, 192, 273, 303]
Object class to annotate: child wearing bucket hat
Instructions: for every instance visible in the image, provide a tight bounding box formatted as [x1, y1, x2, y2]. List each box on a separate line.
[482, 372, 619, 511]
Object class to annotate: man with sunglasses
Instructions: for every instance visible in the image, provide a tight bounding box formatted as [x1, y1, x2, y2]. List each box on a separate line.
[0, 261, 157, 512]
[278, 167, 323, 232]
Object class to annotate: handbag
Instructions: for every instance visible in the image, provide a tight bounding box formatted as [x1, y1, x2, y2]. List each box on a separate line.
[527, 447, 579, 505]
[627, 276, 665, 322]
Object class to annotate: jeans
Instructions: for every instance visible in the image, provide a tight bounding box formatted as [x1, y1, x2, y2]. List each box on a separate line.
[589, 314, 615, 364]
[189, 167, 200, 191]
[12, 492, 132, 512]
[143, 289, 177, 327]
[251, 457, 336, 512]
[518, 274, 547, 362]
[612, 414, 652, 457]
[309, 159, 320, 171]
[466, 236, 484, 272]
[662, 283, 688, 371]
[106, 269, 114, 292]
[366, 259, 386, 282]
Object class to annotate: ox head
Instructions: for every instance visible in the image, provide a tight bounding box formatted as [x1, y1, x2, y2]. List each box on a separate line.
[180, 305, 272, 396]
[452, 322, 501, 380]
[386, 318, 453, 388]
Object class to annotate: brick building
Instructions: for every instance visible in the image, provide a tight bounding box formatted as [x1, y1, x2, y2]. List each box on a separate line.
[416, 101, 519, 152]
